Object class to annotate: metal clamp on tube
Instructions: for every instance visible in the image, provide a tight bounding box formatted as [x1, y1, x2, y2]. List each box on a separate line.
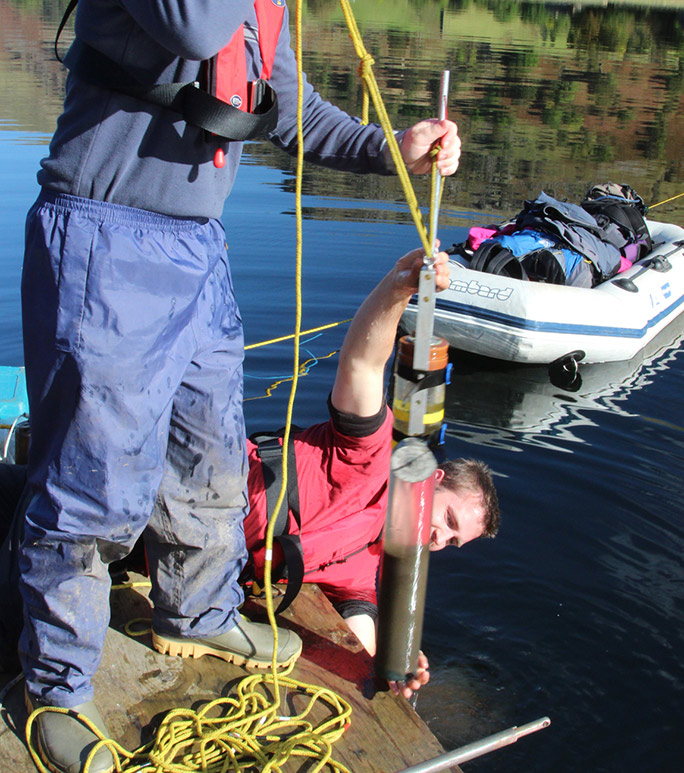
[376, 438, 437, 682]
[392, 334, 449, 444]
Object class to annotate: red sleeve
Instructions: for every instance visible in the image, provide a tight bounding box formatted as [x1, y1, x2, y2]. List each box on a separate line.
[313, 538, 382, 608]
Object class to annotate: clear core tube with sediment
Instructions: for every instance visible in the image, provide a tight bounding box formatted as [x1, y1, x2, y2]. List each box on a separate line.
[376, 438, 436, 681]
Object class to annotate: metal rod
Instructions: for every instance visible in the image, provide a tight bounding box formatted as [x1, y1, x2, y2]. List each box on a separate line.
[412, 267, 436, 374]
[395, 716, 551, 773]
[413, 69, 450, 373]
[428, 69, 450, 259]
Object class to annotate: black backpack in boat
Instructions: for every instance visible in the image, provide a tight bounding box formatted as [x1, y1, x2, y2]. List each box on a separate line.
[467, 241, 528, 280]
[581, 182, 652, 262]
[466, 240, 573, 285]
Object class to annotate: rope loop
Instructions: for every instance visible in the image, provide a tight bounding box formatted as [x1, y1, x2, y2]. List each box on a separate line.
[358, 53, 375, 77]
[25, 658, 354, 772]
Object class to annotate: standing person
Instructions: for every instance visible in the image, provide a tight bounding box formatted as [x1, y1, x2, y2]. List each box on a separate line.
[18, 2, 461, 771]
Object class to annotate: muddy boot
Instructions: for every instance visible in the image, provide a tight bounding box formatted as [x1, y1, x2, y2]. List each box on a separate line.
[25, 688, 115, 773]
[152, 614, 302, 669]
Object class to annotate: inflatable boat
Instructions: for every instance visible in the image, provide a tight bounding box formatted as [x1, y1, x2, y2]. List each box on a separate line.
[401, 219, 684, 365]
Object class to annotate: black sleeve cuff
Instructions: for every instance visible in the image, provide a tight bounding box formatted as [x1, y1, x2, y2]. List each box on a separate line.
[328, 393, 387, 438]
[334, 599, 378, 621]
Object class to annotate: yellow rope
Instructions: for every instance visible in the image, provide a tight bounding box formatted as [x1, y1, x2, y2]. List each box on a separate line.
[255, 0, 307, 707]
[649, 191, 684, 209]
[245, 349, 339, 402]
[338, 0, 434, 256]
[26, 664, 352, 773]
[428, 146, 445, 251]
[245, 319, 351, 351]
[110, 581, 153, 591]
[26, 585, 352, 772]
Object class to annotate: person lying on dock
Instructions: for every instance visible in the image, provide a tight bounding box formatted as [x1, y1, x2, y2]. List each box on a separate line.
[229, 247, 501, 695]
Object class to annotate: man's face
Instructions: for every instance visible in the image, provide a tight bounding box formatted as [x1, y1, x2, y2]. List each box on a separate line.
[429, 474, 486, 551]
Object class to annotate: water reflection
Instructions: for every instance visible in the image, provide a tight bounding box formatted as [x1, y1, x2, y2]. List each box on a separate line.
[4, 0, 681, 223]
[265, 0, 684, 221]
[444, 312, 684, 451]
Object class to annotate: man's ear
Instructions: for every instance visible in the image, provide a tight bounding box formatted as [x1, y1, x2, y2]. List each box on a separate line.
[434, 467, 445, 485]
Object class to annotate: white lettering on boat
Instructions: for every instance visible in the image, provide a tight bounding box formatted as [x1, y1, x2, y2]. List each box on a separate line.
[449, 277, 514, 301]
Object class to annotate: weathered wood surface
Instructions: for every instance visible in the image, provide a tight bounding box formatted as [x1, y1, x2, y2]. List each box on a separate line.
[0, 576, 460, 772]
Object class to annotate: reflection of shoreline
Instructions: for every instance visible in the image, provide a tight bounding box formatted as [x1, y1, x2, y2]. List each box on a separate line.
[529, 0, 682, 6]
[247, 2, 684, 221]
[2, 0, 681, 223]
[444, 313, 684, 451]
[0, 0, 66, 132]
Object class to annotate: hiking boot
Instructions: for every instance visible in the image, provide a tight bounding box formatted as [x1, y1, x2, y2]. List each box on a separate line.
[152, 615, 302, 669]
[24, 688, 115, 773]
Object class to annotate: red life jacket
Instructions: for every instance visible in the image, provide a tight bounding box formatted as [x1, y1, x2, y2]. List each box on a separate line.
[56, 0, 284, 146]
[208, 0, 286, 114]
[205, 0, 285, 166]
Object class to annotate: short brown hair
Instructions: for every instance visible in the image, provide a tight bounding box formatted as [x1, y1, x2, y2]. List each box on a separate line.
[437, 458, 500, 538]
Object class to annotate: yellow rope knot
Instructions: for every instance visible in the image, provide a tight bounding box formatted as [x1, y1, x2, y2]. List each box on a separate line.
[356, 55, 375, 124]
[337, 0, 434, 255]
[357, 53, 375, 77]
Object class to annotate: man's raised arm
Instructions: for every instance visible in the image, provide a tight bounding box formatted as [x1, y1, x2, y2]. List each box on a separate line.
[330, 249, 450, 418]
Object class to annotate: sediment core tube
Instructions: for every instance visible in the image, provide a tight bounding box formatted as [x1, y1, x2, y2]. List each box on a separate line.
[376, 437, 437, 682]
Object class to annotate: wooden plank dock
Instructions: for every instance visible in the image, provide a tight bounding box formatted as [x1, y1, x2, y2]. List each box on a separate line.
[0, 575, 460, 772]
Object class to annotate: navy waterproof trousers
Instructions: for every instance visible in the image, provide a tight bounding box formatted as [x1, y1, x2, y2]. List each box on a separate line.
[19, 191, 248, 707]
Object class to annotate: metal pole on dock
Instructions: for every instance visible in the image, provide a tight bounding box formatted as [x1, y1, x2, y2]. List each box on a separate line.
[395, 716, 551, 773]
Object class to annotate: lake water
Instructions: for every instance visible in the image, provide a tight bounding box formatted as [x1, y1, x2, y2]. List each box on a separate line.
[1, 1, 683, 771]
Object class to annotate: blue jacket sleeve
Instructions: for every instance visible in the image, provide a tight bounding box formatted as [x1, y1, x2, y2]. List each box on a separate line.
[266, 5, 393, 176]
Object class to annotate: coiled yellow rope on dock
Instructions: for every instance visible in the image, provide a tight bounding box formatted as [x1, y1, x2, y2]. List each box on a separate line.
[26, 659, 352, 773]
